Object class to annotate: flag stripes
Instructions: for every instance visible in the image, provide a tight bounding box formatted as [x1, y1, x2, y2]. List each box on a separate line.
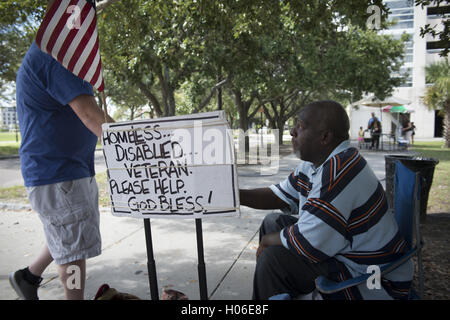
[36, 0, 104, 92]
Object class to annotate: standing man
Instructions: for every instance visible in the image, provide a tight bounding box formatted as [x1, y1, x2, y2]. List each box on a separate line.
[367, 112, 382, 150]
[240, 101, 413, 300]
[9, 1, 114, 300]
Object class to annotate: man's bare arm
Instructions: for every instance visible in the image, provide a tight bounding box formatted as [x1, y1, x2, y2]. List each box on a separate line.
[69, 94, 114, 138]
[239, 188, 289, 210]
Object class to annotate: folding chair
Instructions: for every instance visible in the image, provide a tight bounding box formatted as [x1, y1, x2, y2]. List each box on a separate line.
[314, 160, 424, 299]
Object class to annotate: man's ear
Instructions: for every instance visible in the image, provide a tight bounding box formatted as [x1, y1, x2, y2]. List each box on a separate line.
[320, 129, 333, 145]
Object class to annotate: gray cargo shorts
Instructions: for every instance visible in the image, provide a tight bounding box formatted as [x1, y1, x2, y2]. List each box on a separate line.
[26, 176, 101, 265]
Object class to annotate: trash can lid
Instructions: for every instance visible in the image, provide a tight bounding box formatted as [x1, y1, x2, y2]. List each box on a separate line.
[385, 154, 413, 159]
[398, 158, 439, 170]
[385, 154, 439, 166]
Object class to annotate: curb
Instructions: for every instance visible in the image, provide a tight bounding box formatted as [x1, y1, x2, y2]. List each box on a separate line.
[0, 201, 113, 213]
[0, 202, 32, 211]
[0, 154, 20, 160]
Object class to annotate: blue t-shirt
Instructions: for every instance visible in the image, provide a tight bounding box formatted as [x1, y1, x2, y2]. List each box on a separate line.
[16, 42, 98, 187]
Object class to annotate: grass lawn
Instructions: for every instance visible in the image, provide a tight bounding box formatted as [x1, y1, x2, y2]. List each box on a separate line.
[410, 141, 450, 214]
[0, 131, 21, 142]
[0, 132, 21, 157]
[0, 171, 111, 206]
[0, 137, 101, 157]
[0, 185, 28, 204]
[96, 171, 110, 207]
[0, 143, 20, 157]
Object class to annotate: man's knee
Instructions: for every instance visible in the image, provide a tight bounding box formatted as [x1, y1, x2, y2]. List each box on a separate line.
[260, 212, 295, 238]
[262, 212, 282, 226]
[256, 245, 286, 272]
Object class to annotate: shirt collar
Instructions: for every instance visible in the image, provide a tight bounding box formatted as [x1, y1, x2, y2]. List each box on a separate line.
[307, 140, 351, 174]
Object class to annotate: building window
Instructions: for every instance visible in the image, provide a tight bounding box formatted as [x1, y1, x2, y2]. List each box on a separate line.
[427, 5, 450, 18]
[427, 40, 448, 51]
[385, 0, 414, 10]
[389, 20, 414, 29]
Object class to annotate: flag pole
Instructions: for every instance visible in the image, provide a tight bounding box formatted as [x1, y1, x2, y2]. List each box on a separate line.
[100, 91, 109, 123]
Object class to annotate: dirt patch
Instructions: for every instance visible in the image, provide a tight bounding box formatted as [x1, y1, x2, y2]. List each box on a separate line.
[414, 212, 450, 300]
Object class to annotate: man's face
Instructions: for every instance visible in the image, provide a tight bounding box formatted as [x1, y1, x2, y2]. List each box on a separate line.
[290, 110, 321, 163]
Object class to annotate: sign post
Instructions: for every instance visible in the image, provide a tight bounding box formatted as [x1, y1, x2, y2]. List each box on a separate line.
[143, 218, 159, 300]
[101, 111, 239, 299]
[195, 218, 208, 300]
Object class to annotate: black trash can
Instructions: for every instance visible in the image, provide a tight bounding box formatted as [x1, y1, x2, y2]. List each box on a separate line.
[385, 154, 439, 222]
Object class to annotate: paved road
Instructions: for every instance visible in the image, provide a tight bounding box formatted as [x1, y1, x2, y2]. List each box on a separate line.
[0, 156, 22, 188]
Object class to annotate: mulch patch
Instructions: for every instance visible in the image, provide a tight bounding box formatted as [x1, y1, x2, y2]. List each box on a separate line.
[413, 212, 450, 300]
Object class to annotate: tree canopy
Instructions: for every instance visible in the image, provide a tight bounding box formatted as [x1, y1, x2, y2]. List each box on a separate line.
[1, 0, 408, 140]
[424, 59, 450, 147]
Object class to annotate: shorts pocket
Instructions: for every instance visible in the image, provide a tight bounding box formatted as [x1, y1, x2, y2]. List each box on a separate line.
[58, 180, 74, 194]
[43, 206, 100, 263]
[45, 205, 89, 226]
[56, 179, 87, 209]
[28, 184, 67, 213]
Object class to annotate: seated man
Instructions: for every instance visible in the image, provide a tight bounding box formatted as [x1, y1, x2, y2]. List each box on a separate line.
[240, 100, 413, 300]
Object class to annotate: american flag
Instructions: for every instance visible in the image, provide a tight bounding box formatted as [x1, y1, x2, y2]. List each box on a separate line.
[36, 0, 104, 92]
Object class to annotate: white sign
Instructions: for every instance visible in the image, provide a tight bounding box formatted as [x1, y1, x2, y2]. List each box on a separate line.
[101, 111, 240, 219]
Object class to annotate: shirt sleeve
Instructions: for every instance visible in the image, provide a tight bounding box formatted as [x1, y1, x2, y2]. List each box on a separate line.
[44, 56, 94, 106]
[279, 167, 351, 263]
[269, 171, 301, 215]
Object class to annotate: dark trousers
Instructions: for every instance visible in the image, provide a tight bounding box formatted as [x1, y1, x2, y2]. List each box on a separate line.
[371, 133, 380, 149]
[252, 212, 332, 300]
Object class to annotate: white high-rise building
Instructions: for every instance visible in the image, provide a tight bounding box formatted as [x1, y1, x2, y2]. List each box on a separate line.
[0, 106, 18, 130]
[350, 0, 448, 140]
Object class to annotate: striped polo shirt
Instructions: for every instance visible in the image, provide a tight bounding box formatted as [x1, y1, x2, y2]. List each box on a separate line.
[270, 140, 414, 299]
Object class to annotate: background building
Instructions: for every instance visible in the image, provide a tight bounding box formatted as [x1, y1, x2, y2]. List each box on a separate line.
[350, 0, 448, 140]
[0, 106, 18, 131]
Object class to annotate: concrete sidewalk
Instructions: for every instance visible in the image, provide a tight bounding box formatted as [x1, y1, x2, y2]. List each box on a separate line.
[0, 143, 411, 300]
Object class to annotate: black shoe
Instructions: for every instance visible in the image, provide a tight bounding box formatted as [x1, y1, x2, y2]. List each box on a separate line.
[9, 269, 41, 300]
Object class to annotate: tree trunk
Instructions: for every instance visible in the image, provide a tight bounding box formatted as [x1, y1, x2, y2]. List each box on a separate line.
[238, 104, 250, 153]
[167, 85, 176, 117]
[263, 100, 288, 146]
[162, 64, 176, 117]
[444, 102, 450, 148]
[217, 72, 223, 111]
[158, 66, 171, 117]
[276, 118, 285, 146]
[233, 90, 250, 153]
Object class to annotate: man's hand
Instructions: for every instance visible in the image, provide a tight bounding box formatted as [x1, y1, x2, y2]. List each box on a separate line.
[256, 232, 282, 258]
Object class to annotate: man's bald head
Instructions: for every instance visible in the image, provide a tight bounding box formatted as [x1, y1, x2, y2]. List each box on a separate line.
[299, 100, 350, 143]
[291, 100, 350, 166]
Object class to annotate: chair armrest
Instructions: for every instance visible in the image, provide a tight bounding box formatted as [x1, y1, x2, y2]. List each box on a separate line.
[315, 247, 418, 295]
[315, 273, 369, 294]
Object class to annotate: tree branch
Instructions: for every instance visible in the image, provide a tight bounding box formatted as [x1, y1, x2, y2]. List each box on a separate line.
[136, 81, 163, 117]
[96, 0, 122, 12]
[247, 92, 260, 119]
[198, 78, 229, 110]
